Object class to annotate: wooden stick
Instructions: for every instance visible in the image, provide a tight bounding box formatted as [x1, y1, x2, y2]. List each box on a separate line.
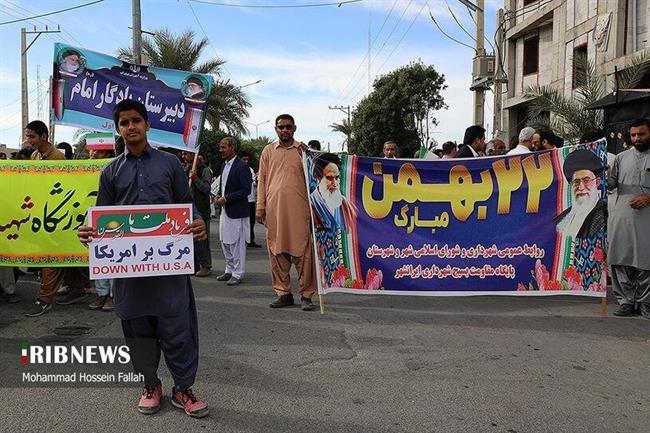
[319, 293, 325, 315]
[600, 297, 607, 318]
[188, 151, 199, 187]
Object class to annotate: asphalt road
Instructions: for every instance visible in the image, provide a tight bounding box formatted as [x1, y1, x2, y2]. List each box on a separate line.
[1, 220, 649, 433]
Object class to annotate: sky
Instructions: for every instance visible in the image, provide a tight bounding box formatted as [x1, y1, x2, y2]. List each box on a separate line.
[0, 0, 501, 153]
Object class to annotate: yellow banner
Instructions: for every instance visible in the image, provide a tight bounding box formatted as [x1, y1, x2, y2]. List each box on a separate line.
[0, 159, 108, 266]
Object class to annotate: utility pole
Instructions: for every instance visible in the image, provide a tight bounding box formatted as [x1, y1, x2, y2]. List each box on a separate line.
[245, 120, 270, 139]
[473, 0, 485, 126]
[132, 0, 142, 63]
[328, 105, 351, 152]
[36, 65, 43, 120]
[48, 76, 55, 139]
[21, 26, 60, 131]
[21, 28, 28, 132]
[367, 12, 371, 96]
[493, 8, 505, 138]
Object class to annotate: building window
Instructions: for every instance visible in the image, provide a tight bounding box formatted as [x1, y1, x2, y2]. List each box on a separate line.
[523, 35, 539, 75]
[523, 0, 538, 5]
[572, 44, 588, 88]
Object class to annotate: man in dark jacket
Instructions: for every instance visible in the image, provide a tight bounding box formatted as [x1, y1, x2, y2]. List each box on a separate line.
[213, 137, 252, 285]
[456, 125, 486, 158]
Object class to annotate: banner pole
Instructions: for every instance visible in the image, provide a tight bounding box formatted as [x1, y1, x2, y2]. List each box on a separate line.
[319, 293, 325, 315]
[189, 151, 199, 187]
[600, 297, 607, 318]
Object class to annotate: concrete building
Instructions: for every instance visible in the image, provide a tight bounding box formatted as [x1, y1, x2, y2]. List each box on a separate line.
[497, 0, 649, 144]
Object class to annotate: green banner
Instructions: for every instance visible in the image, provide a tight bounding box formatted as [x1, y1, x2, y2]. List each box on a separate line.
[0, 159, 107, 266]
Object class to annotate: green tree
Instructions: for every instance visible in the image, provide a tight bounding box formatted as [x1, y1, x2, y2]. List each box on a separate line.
[329, 118, 352, 151]
[524, 50, 650, 143]
[239, 136, 273, 170]
[349, 61, 447, 157]
[118, 28, 251, 135]
[196, 127, 228, 174]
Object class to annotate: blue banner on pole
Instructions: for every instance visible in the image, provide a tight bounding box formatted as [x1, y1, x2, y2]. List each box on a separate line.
[52, 43, 213, 152]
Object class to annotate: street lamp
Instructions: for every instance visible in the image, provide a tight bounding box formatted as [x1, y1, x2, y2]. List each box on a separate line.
[236, 79, 262, 89]
[246, 119, 270, 138]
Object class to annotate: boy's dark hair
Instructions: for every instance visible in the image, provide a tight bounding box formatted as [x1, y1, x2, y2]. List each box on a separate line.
[275, 114, 295, 125]
[25, 120, 48, 137]
[112, 99, 148, 130]
[308, 140, 321, 150]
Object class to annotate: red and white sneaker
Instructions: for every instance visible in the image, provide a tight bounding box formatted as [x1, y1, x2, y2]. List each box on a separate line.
[137, 384, 162, 415]
[171, 387, 209, 418]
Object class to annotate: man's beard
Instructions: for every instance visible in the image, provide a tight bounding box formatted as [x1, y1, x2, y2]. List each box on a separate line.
[318, 178, 343, 215]
[634, 139, 650, 152]
[558, 187, 600, 238]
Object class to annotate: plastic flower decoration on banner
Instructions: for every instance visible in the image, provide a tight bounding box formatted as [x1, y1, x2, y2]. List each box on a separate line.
[563, 266, 583, 291]
[332, 266, 350, 288]
[365, 268, 383, 290]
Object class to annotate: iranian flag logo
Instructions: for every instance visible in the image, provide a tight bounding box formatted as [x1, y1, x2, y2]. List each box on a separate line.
[20, 341, 28, 364]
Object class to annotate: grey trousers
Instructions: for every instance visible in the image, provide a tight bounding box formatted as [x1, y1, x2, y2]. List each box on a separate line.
[611, 265, 650, 306]
[194, 217, 212, 268]
[0, 267, 15, 295]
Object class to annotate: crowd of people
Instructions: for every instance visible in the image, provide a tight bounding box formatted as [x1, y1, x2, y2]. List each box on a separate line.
[375, 120, 650, 319]
[393, 124, 571, 161]
[1, 101, 649, 418]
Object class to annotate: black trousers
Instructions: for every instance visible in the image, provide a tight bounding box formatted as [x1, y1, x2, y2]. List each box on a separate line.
[121, 296, 199, 390]
[194, 217, 212, 268]
[248, 202, 256, 243]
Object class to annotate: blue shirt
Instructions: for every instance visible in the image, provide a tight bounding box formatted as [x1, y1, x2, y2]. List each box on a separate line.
[96, 144, 201, 320]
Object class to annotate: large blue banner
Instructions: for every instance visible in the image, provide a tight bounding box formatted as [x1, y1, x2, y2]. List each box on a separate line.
[306, 140, 608, 297]
[51, 43, 213, 152]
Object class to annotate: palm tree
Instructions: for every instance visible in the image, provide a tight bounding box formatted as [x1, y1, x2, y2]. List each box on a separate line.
[118, 29, 250, 135]
[524, 50, 649, 143]
[329, 118, 352, 150]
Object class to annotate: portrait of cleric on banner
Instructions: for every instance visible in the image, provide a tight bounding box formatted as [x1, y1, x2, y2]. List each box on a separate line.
[308, 152, 357, 287]
[553, 146, 608, 290]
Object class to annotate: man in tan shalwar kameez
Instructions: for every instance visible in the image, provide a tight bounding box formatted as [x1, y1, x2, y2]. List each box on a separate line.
[256, 114, 316, 311]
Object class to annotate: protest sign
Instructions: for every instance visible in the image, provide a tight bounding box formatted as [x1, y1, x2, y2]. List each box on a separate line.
[0, 159, 105, 267]
[305, 140, 608, 297]
[52, 43, 212, 152]
[88, 204, 194, 279]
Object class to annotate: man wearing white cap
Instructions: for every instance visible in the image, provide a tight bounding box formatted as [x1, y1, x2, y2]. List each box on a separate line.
[507, 127, 535, 155]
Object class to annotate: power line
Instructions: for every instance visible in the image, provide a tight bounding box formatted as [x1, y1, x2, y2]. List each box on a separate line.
[185, 0, 235, 81]
[1, 3, 72, 46]
[189, 0, 363, 8]
[335, 0, 398, 105]
[375, 0, 429, 76]
[0, 0, 105, 26]
[463, 2, 495, 51]
[445, 1, 476, 42]
[344, 1, 429, 100]
[0, 93, 41, 124]
[0, 86, 40, 109]
[6, 3, 83, 45]
[340, 0, 414, 103]
[428, 5, 476, 52]
[7, 1, 84, 46]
